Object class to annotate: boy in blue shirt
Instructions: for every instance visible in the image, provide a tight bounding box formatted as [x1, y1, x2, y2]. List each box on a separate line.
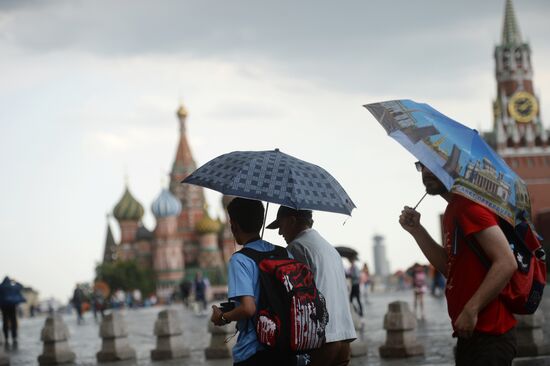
[210, 198, 292, 365]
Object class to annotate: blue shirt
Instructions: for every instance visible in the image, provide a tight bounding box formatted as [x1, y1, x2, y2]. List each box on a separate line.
[227, 240, 278, 363]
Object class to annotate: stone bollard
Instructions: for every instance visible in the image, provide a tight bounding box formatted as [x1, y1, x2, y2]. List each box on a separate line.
[379, 301, 424, 358]
[96, 312, 136, 362]
[205, 321, 236, 359]
[515, 310, 550, 357]
[151, 309, 190, 360]
[350, 304, 368, 357]
[0, 331, 9, 366]
[37, 315, 76, 365]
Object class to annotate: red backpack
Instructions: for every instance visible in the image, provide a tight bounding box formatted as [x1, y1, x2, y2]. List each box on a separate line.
[239, 246, 329, 353]
[460, 218, 547, 314]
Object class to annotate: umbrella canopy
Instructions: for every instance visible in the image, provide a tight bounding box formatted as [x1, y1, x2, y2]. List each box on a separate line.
[365, 99, 532, 226]
[335, 246, 359, 260]
[182, 149, 356, 215]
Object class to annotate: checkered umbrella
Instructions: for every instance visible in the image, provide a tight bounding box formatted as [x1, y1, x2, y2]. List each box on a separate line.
[182, 149, 356, 215]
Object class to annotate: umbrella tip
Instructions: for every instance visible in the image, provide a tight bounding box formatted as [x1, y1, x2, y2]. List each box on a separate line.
[275, 148, 280, 152]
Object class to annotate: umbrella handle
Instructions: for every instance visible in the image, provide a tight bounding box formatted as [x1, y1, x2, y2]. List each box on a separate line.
[413, 192, 428, 210]
[261, 202, 270, 239]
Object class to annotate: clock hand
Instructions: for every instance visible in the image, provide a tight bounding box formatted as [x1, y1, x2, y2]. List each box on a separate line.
[518, 102, 528, 112]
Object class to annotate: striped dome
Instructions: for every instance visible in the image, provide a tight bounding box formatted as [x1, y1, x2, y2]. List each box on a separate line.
[152, 189, 182, 218]
[113, 187, 144, 221]
[196, 212, 221, 234]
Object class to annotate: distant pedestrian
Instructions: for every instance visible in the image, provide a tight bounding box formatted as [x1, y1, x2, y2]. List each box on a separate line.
[194, 271, 207, 311]
[347, 258, 363, 317]
[0, 276, 26, 346]
[412, 263, 427, 319]
[72, 285, 85, 324]
[179, 279, 192, 308]
[92, 290, 105, 321]
[431, 267, 446, 297]
[360, 263, 370, 304]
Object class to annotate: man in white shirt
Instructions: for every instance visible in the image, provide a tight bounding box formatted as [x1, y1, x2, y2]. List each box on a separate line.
[267, 206, 356, 366]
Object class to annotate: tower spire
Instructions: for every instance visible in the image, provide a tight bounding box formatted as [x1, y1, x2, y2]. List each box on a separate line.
[102, 214, 117, 263]
[502, 0, 522, 45]
[171, 102, 195, 179]
[169, 101, 206, 247]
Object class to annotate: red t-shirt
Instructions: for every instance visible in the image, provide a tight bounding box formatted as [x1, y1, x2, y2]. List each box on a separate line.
[442, 194, 516, 335]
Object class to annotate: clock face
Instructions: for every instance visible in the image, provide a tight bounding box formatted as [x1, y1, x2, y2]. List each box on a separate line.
[508, 91, 538, 123]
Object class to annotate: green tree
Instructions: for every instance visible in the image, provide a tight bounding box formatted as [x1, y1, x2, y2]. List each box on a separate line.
[95, 261, 155, 296]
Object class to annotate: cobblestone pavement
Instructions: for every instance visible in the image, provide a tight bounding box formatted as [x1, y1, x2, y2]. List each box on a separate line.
[5, 286, 550, 365]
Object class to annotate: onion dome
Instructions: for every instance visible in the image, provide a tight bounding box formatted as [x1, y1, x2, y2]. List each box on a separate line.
[196, 211, 221, 234]
[151, 189, 182, 218]
[177, 104, 188, 119]
[113, 187, 144, 221]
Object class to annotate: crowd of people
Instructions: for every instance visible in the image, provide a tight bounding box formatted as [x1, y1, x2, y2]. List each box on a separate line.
[0, 162, 531, 366]
[207, 160, 525, 366]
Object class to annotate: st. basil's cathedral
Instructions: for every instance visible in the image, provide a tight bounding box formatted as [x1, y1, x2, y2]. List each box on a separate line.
[101, 104, 235, 300]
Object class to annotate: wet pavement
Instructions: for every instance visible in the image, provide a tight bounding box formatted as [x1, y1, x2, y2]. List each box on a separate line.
[5, 286, 550, 365]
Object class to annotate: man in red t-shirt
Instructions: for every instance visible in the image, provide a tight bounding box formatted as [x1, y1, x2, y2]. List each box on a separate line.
[399, 162, 518, 366]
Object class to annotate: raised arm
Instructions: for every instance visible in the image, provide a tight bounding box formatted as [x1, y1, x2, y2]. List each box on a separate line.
[399, 206, 448, 275]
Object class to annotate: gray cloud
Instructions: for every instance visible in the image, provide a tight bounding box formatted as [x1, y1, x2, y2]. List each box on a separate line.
[2, 0, 549, 96]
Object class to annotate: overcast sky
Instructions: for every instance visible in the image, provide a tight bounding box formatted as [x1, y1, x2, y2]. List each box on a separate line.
[1, 0, 549, 301]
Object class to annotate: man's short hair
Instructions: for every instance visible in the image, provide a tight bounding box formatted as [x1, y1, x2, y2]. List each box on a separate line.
[227, 198, 265, 234]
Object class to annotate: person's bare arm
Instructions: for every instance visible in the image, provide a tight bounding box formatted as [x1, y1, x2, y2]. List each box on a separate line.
[399, 206, 448, 274]
[454, 225, 517, 338]
[211, 295, 255, 326]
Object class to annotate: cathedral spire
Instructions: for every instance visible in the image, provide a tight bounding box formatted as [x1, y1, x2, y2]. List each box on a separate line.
[169, 101, 206, 246]
[102, 215, 117, 263]
[501, 0, 522, 46]
[171, 102, 196, 179]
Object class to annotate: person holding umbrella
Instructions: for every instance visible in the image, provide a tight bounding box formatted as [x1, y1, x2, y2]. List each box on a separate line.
[267, 206, 356, 366]
[183, 148, 357, 365]
[210, 198, 293, 366]
[399, 162, 517, 365]
[364, 99, 540, 365]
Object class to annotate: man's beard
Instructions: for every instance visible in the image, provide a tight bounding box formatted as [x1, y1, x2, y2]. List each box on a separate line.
[423, 177, 448, 195]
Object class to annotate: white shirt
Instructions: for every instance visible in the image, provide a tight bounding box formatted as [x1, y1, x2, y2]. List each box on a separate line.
[287, 229, 357, 343]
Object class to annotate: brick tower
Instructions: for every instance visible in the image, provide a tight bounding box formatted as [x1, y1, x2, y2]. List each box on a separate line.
[168, 103, 206, 266]
[151, 188, 184, 301]
[485, 0, 550, 258]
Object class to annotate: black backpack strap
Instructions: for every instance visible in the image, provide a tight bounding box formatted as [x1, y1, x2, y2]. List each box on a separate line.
[455, 222, 491, 269]
[239, 245, 289, 264]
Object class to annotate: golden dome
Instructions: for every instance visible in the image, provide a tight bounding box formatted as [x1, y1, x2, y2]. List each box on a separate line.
[177, 104, 188, 118]
[196, 212, 221, 234]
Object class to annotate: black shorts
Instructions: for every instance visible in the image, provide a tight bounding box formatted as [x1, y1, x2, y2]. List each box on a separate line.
[456, 328, 516, 366]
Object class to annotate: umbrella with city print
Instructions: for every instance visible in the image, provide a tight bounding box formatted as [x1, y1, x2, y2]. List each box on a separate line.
[365, 99, 532, 226]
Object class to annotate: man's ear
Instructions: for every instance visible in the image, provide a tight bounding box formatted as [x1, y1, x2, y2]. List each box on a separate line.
[289, 216, 297, 226]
